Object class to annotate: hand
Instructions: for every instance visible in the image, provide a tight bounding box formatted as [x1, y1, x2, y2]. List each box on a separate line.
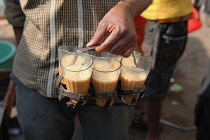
[3, 80, 16, 118]
[86, 1, 137, 57]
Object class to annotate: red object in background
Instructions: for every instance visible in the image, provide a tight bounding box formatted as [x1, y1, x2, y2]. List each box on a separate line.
[188, 7, 202, 33]
[134, 16, 147, 55]
[0, 19, 8, 26]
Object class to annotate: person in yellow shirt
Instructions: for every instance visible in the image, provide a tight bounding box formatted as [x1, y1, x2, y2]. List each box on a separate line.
[134, 0, 193, 140]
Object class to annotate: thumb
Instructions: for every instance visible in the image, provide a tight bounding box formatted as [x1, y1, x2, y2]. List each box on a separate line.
[86, 23, 107, 47]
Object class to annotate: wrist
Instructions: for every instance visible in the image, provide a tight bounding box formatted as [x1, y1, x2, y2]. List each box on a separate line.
[122, 0, 152, 19]
[119, 1, 136, 19]
[13, 26, 24, 45]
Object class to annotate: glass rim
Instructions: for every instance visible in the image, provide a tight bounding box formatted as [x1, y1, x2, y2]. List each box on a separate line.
[58, 45, 72, 54]
[92, 57, 121, 73]
[60, 53, 93, 72]
[121, 56, 151, 73]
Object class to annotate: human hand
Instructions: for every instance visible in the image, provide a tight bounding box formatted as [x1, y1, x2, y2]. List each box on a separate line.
[3, 80, 16, 118]
[3, 87, 15, 108]
[86, 1, 137, 57]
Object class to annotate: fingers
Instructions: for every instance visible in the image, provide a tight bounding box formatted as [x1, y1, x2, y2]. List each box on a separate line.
[104, 31, 136, 57]
[88, 24, 136, 57]
[95, 25, 124, 52]
[95, 25, 136, 54]
[86, 22, 108, 47]
[122, 45, 135, 57]
[109, 33, 136, 54]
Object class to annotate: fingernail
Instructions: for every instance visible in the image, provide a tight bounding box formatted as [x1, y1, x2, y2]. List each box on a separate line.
[86, 41, 92, 47]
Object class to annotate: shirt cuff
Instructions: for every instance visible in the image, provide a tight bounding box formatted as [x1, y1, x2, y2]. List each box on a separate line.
[4, 0, 25, 26]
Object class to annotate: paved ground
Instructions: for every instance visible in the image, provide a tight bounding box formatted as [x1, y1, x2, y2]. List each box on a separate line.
[1, 9, 210, 140]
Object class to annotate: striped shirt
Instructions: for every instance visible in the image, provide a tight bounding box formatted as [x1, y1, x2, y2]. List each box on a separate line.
[4, 0, 121, 98]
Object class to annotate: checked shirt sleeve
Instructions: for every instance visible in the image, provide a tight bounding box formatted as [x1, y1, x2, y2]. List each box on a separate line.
[4, 0, 25, 26]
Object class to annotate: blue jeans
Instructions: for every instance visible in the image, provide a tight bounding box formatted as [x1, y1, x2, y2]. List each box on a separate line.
[11, 73, 134, 140]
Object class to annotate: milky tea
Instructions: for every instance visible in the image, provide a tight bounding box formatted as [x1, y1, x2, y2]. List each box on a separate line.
[92, 57, 121, 109]
[61, 53, 92, 105]
[58, 46, 71, 85]
[120, 53, 150, 105]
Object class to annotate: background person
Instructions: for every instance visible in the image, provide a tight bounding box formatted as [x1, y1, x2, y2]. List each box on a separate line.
[195, 63, 210, 140]
[133, 0, 193, 140]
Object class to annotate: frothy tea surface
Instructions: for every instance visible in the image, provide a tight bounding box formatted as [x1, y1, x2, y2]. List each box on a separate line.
[61, 54, 92, 104]
[92, 59, 120, 108]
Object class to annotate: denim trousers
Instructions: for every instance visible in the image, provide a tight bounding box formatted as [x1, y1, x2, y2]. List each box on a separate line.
[11, 73, 134, 140]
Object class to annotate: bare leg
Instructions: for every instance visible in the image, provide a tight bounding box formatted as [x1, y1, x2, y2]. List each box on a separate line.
[144, 97, 163, 140]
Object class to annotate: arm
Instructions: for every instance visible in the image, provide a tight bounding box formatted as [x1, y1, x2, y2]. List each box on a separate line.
[3, 0, 24, 116]
[3, 80, 16, 118]
[3, 26, 23, 116]
[13, 26, 24, 45]
[3, 26, 23, 113]
[3, 27, 23, 117]
[86, 0, 152, 57]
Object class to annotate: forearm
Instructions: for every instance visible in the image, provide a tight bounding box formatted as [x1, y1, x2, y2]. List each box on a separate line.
[13, 26, 24, 45]
[123, 0, 152, 19]
[3, 79, 16, 117]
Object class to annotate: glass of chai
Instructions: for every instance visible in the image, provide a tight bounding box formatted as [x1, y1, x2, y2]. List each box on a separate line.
[60, 52, 93, 105]
[120, 52, 151, 106]
[92, 57, 121, 110]
[58, 46, 77, 84]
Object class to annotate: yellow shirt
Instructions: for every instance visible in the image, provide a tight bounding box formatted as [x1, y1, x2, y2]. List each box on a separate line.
[141, 0, 192, 20]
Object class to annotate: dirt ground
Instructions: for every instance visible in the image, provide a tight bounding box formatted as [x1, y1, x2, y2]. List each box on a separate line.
[0, 10, 210, 140]
[159, 10, 210, 140]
